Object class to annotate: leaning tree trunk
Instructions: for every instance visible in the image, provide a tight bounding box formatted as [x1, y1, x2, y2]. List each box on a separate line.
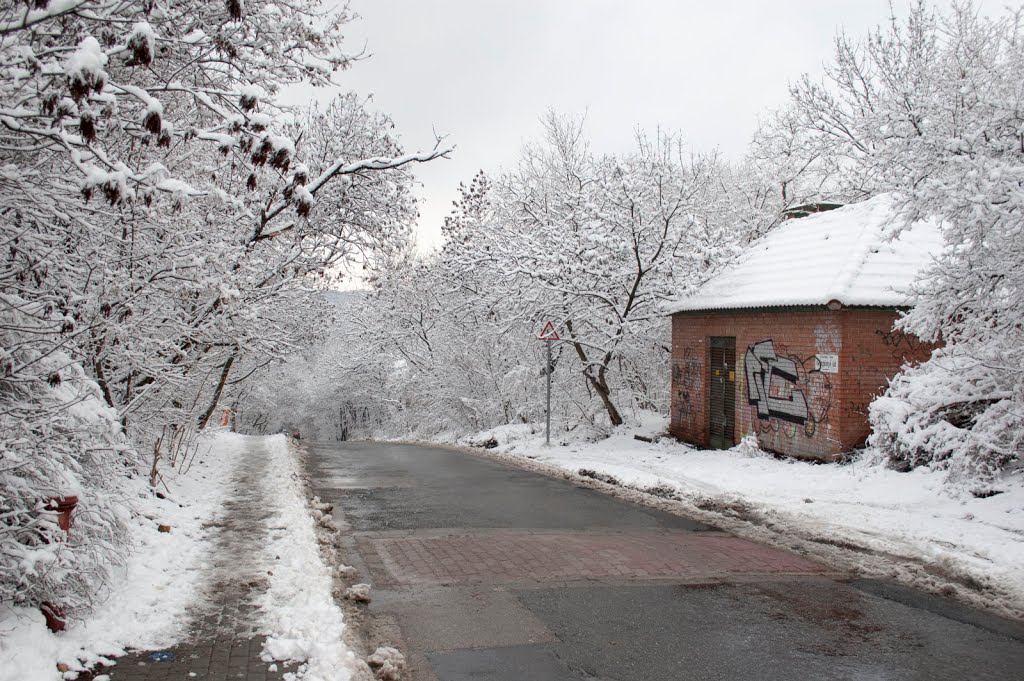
[197, 352, 236, 430]
[586, 364, 624, 427]
[565, 320, 624, 427]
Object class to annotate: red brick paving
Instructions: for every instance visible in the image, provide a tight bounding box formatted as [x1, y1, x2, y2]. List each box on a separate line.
[368, 531, 828, 585]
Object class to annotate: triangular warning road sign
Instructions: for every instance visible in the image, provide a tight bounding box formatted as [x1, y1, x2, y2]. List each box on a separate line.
[538, 321, 560, 341]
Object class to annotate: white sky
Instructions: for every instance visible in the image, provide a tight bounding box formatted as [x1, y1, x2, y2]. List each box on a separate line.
[284, 0, 1013, 252]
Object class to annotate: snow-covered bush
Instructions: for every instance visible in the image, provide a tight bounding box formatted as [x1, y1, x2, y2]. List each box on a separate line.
[870, 349, 1023, 482]
[0, 298, 131, 615]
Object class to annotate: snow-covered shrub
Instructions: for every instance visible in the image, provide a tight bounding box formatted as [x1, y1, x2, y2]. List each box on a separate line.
[0, 299, 133, 615]
[869, 349, 1023, 482]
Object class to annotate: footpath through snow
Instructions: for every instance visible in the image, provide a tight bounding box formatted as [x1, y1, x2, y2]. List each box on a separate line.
[0, 433, 357, 681]
[456, 416, 1024, 620]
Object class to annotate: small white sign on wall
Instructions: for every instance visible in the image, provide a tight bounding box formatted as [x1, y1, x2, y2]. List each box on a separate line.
[816, 353, 839, 373]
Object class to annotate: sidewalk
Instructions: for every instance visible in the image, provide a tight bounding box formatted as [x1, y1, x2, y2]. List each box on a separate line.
[81, 438, 288, 681]
[56, 433, 361, 681]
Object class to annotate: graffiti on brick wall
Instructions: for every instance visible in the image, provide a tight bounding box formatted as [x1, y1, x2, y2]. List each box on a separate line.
[744, 339, 832, 437]
[672, 348, 702, 424]
[875, 328, 922, 360]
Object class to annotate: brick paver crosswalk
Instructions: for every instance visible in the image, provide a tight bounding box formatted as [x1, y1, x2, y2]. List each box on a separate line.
[362, 530, 829, 586]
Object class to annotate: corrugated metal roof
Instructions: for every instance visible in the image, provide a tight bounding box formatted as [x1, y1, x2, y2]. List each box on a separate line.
[667, 194, 943, 314]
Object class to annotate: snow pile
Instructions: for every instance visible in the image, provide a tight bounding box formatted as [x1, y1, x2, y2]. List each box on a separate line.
[366, 647, 405, 681]
[1, 434, 360, 680]
[0, 609, 58, 681]
[258, 435, 356, 681]
[463, 414, 1024, 617]
[343, 583, 371, 604]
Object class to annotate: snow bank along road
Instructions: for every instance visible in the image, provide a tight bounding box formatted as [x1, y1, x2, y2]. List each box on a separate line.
[308, 441, 1024, 681]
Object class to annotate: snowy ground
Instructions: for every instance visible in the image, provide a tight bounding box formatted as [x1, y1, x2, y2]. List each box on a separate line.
[453, 415, 1024, 620]
[0, 433, 355, 681]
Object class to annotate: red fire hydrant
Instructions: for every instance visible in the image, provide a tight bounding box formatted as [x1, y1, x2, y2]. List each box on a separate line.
[41, 496, 78, 632]
[49, 496, 78, 534]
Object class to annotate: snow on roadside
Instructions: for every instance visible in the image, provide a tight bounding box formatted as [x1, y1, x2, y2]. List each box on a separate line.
[1, 432, 246, 681]
[257, 434, 357, 681]
[454, 416, 1024, 618]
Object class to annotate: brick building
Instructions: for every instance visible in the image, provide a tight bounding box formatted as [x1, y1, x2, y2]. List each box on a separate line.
[667, 195, 940, 460]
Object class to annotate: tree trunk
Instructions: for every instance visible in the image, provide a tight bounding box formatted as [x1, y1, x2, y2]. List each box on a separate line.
[197, 352, 236, 430]
[149, 429, 164, 488]
[565, 321, 624, 427]
[587, 366, 624, 427]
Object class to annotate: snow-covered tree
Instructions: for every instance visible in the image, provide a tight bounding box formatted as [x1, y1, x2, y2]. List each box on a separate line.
[303, 116, 743, 441]
[781, 1, 1024, 479]
[464, 114, 736, 426]
[0, 0, 444, 614]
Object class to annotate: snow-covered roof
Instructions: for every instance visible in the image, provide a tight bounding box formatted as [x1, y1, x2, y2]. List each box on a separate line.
[668, 194, 943, 313]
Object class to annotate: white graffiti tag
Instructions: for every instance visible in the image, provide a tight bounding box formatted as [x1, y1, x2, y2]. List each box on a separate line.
[744, 340, 809, 424]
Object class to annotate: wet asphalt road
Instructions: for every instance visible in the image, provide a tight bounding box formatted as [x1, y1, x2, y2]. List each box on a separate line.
[306, 441, 1024, 681]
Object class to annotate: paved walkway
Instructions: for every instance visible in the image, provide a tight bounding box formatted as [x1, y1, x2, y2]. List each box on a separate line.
[85, 440, 288, 681]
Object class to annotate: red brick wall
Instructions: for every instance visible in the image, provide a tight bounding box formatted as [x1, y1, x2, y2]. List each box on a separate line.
[837, 309, 935, 447]
[669, 307, 932, 460]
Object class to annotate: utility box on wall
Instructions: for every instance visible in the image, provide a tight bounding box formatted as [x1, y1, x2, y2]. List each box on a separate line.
[666, 196, 941, 460]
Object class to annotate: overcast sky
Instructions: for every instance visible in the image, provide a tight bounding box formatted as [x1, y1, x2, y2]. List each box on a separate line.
[284, 0, 1012, 252]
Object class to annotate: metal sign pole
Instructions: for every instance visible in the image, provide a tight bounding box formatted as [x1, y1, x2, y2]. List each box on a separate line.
[545, 337, 552, 446]
[537, 321, 559, 447]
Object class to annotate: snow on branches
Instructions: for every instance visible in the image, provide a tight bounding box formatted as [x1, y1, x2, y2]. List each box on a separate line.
[283, 3, 1023, 485]
[441, 114, 736, 427]
[65, 35, 108, 101]
[0, 0, 445, 617]
[0, 296, 131, 614]
[302, 116, 741, 441]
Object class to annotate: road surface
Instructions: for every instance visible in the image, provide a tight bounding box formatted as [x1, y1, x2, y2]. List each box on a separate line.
[306, 441, 1024, 681]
